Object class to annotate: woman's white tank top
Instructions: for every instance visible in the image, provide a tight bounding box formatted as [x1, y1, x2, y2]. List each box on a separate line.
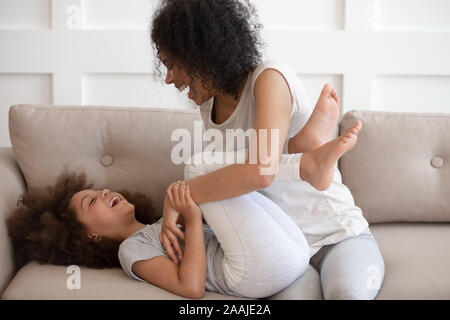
[199, 59, 313, 154]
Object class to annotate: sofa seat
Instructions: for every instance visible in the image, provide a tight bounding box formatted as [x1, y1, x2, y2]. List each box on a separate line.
[1, 261, 252, 300]
[3, 223, 449, 300]
[370, 223, 450, 299]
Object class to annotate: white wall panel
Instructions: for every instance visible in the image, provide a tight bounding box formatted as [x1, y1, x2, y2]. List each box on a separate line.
[81, 0, 153, 30]
[299, 73, 343, 138]
[0, 73, 52, 146]
[373, 75, 450, 113]
[0, 0, 450, 147]
[298, 74, 343, 111]
[82, 73, 195, 109]
[375, 0, 450, 31]
[0, 0, 51, 29]
[257, 0, 345, 30]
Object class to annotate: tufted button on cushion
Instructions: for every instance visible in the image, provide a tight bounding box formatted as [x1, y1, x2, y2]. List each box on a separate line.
[9, 105, 202, 216]
[100, 155, 113, 167]
[431, 157, 444, 169]
[339, 110, 450, 223]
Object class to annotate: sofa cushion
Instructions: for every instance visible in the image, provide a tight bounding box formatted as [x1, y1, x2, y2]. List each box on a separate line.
[370, 222, 450, 299]
[5, 223, 449, 300]
[339, 110, 450, 223]
[2, 261, 324, 300]
[1, 261, 251, 300]
[9, 104, 203, 216]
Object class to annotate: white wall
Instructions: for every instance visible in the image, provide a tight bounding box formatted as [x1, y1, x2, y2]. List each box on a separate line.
[0, 0, 450, 147]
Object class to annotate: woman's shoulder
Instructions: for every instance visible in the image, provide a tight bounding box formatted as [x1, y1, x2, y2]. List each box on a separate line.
[250, 59, 311, 119]
[250, 59, 300, 91]
[252, 59, 293, 80]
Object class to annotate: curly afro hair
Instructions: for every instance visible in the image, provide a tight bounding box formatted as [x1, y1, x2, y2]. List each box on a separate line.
[6, 169, 159, 271]
[151, 0, 265, 99]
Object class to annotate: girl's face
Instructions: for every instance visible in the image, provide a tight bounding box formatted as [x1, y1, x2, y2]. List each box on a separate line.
[71, 189, 135, 240]
[159, 50, 215, 106]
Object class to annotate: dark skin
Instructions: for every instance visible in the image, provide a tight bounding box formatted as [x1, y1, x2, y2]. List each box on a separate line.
[71, 189, 145, 242]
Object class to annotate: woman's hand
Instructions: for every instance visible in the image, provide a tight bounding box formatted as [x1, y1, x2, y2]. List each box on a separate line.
[160, 194, 185, 265]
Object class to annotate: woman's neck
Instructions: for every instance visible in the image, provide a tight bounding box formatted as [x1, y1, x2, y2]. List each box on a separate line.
[213, 72, 248, 116]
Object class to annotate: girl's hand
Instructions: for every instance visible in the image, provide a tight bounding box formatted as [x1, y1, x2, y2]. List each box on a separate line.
[160, 195, 185, 265]
[166, 181, 202, 222]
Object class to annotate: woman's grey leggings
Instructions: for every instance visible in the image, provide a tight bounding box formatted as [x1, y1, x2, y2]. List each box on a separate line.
[309, 227, 385, 300]
[184, 150, 384, 299]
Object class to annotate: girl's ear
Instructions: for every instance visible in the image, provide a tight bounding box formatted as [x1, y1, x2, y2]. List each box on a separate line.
[88, 233, 103, 243]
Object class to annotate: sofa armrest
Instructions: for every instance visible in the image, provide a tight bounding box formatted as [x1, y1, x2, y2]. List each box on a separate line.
[0, 147, 26, 298]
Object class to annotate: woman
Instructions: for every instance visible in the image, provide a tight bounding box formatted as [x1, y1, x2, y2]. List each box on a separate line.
[152, 0, 385, 299]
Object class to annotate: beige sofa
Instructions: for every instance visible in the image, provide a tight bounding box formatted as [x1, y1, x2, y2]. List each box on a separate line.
[1, 104, 449, 300]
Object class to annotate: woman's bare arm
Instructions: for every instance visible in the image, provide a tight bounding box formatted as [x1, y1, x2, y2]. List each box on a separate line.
[182, 161, 268, 205]
[184, 69, 292, 204]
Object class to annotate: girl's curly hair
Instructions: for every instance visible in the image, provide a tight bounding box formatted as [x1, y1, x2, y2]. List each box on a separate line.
[151, 0, 265, 99]
[6, 169, 159, 271]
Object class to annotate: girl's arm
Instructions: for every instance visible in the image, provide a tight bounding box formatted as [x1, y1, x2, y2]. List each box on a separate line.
[133, 184, 206, 299]
[177, 205, 205, 297]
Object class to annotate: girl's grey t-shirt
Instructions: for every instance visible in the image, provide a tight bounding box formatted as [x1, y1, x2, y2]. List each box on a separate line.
[118, 218, 232, 295]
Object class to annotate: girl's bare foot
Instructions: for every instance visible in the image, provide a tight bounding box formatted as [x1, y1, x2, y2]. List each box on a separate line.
[299, 120, 362, 191]
[289, 83, 341, 153]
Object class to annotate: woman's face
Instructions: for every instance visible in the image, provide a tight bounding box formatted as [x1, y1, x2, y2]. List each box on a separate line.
[70, 189, 135, 240]
[159, 50, 215, 105]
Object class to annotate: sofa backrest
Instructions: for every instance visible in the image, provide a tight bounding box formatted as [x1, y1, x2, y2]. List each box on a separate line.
[339, 110, 450, 223]
[9, 104, 202, 216]
[9, 105, 450, 223]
